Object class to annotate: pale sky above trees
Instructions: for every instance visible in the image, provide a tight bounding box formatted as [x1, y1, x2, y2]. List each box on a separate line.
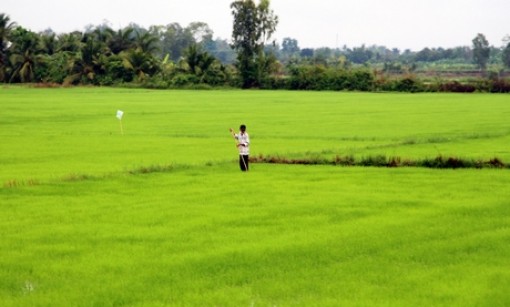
[3, 0, 509, 51]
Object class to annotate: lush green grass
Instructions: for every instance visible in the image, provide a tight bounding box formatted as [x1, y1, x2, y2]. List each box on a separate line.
[1, 87, 510, 306]
[2, 88, 510, 183]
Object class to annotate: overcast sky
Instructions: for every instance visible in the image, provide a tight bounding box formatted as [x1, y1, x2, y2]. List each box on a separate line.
[3, 0, 509, 51]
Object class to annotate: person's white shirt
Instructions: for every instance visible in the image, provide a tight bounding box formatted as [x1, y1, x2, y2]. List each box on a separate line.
[235, 132, 250, 155]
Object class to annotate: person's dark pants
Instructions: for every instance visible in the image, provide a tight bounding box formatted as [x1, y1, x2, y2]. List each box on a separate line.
[239, 155, 249, 171]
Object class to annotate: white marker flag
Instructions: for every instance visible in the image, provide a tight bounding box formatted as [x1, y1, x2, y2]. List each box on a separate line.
[116, 110, 124, 120]
[116, 110, 124, 135]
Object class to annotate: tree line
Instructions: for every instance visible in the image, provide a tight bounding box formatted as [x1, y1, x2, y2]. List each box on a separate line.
[1, 1, 510, 92]
[0, 12, 236, 86]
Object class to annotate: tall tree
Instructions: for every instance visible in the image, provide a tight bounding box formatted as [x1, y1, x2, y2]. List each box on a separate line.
[203, 38, 236, 64]
[184, 44, 202, 75]
[184, 44, 217, 82]
[63, 34, 105, 85]
[282, 37, 299, 55]
[187, 22, 213, 44]
[108, 27, 135, 54]
[8, 26, 44, 83]
[502, 39, 510, 69]
[0, 13, 16, 82]
[347, 45, 374, 64]
[57, 31, 83, 53]
[472, 33, 490, 71]
[40, 30, 57, 55]
[160, 23, 195, 62]
[121, 48, 160, 82]
[92, 24, 114, 50]
[134, 30, 160, 54]
[503, 43, 510, 69]
[230, 0, 278, 88]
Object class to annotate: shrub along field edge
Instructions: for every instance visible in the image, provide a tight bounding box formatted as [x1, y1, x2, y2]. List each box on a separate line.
[251, 154, 508, 169]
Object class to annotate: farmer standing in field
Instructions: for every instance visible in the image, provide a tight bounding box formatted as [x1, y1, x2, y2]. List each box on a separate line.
[230, 124, 250, 171]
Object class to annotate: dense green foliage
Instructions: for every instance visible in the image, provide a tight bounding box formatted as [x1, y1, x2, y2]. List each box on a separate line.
[0, 13, 232, 87]
[1, 88, 510, 306]
[1, 11, 510, 91]
[230, 0, 278, 88]
[502, 41, 510, 68]
[472, 33, 491, 71]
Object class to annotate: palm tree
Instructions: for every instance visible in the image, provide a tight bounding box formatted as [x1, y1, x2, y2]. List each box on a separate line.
[92, 25, 114, 49]
[57, 31, 83, 53]
[109, 27, 135, 54]
[121, 48, 160, 82]
[63, 34, 105, 85]
[134, 31, 160, 54]
[8, 26, 44, 83]
[40, 30, 57, 55]
[184, 44, 218, 82]
[109, 28, 162, 83]
[0, 13, 16, 82]
[184, 44, 201, 74]
[0, 13, 15, 43]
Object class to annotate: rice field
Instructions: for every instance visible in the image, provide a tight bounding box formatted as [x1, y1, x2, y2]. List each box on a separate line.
[1, 87, 510, 306]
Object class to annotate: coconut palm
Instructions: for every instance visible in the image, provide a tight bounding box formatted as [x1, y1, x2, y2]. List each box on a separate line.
[183, 44, 226, 85]
[92, 25, 114, 49]
[40, 30, 57, 55]
[109, 27, 135, 54]
[63, 34, 106, 85]
[0, 13, 16, 82]
[134, 31, 160, 54]
[8, 26, 44, 83]
[121, 48, 160, 82]
[0, 13, 15, 43]
[187, 45, 217, 72]
[184, 44, 201, 74]
[57, 31, 83, 53]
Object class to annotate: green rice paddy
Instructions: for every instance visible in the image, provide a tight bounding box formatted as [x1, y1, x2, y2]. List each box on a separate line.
[1, 87, 510, 306]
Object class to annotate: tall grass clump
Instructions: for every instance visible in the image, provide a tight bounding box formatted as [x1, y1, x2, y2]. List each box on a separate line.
[251, 154, 508, 169]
